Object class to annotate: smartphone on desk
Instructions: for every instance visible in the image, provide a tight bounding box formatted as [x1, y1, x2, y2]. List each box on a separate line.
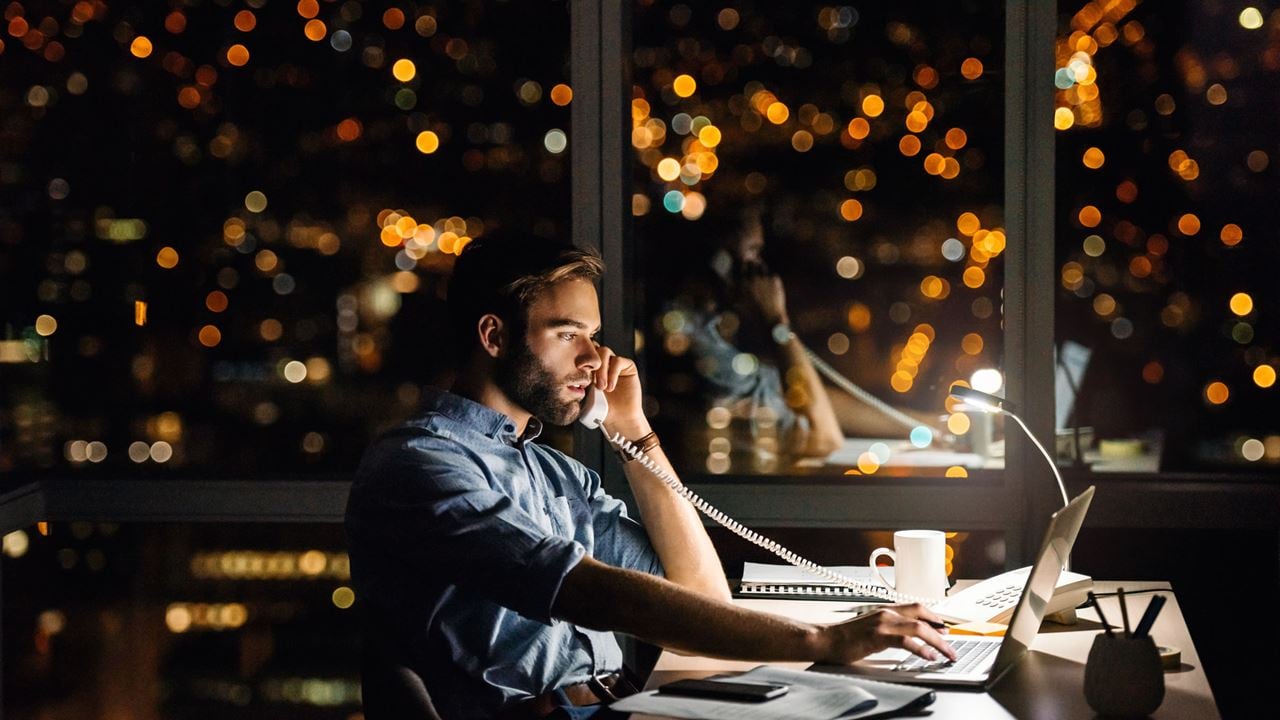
[657, 678, 789, 702]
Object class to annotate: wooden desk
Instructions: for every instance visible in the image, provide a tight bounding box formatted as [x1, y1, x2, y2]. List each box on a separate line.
[632, 581, 1218, 719]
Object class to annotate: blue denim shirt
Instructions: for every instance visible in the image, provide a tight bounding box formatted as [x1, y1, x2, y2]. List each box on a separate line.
[345, 387, 663, 720]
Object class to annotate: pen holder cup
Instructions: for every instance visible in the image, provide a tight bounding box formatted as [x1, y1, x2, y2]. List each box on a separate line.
[1083, 634, 1164, 718]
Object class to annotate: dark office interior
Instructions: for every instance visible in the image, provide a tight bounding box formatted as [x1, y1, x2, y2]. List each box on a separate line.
[2, 1, 1277, 718]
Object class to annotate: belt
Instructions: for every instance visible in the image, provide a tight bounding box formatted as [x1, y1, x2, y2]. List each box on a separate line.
[501, 670, 640, 719]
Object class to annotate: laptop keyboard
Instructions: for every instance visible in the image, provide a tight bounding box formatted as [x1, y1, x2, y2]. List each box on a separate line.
[895, 638, 999, 674]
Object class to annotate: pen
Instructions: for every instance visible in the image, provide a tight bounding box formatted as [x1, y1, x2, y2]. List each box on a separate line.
[1132, 595, 1167, 639]
[1088, 591, 1114, 637]
[1118, 587, 1132, 637]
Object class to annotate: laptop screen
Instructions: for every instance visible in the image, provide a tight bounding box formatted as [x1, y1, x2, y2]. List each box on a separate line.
[986, 487, 1095, 687]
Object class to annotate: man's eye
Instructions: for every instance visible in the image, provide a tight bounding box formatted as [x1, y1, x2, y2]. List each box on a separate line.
[560, 333, 576, 341]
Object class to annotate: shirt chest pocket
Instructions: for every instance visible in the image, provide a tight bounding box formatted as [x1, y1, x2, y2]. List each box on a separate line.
[542, 495, 574, 537]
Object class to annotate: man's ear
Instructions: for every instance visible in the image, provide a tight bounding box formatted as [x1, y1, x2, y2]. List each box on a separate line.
[476, 314, 506, 359]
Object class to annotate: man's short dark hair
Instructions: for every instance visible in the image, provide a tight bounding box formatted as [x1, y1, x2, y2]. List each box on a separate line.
[447, 233, 604, 359]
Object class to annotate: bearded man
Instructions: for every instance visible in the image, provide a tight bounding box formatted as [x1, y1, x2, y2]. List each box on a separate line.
[345, 234, 953, 720]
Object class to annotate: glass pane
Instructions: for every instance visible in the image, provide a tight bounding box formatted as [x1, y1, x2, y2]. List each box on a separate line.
[1054, 2, 1278, 472]
[0, 2, 570, 479]
[632, 2, 1006, 478]
[3, 522, 357, 717]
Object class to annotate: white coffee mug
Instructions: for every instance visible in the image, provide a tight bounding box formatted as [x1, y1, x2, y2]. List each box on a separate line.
[869, 530, 949, 601]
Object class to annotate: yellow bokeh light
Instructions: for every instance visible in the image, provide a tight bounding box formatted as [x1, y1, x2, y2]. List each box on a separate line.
[1078, 205, 1101, 227]
[332, 586, 356, 609]
[656, 157, 681, 182]
[766, 102, 790, 124]
[839, 199, 863, 222]
[130, 36, 153, 59]
[1082, 147, 1105, 169]
[847, 117, 870, 140]
[947, 413, 971, 435]
[923, 152, 945, 175]
[1229, 292, 1254, 316]
[960, 57, 984, 80]
[156, 246, 179, 269]
[304, 19, 326, 41]
[415, 130, 440, 154]
[34, 314, 57, 336]
[672, 74, 697, 97]
[198, 325, 221, 348]
[861, 95, 884, 117]
[205, 290, 228, 313]
[392, 59, 416, 82]
[962, 266, 985, 288]
[226, 43, 250, 67]
[791, 130, 813, 152]
[1205, 381, 1229, 405]
[857, 452, 881, 474]
[905, 111, 928, 133]
[297, 0, 320, 19]
[961, 333, 984, 355]
[1220, 223, 1243, 246]
[957, 212, 980, 236]
[945, 466, 969, 478]
[380, 225, 401, 247]
[899, 134, 921, 156]
[697, 126, 721, 147]
[1177, 213, 1201, 235]
[1253, 365, 1276, 389]
[550, 83, 573, 106]
[944, 128, 967, 150]
[1054, 107, 1075, 130]
[890, 371, 913, 393]
[234, 10, 257, 32]
[847, 303, 872, 332]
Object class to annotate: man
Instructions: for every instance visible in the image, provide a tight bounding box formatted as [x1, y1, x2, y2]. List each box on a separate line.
[679, 206, 846, 458]
[345, 234, 954, 720]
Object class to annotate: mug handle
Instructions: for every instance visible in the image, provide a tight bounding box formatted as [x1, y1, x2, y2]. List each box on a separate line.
[869, 547, 896, 590]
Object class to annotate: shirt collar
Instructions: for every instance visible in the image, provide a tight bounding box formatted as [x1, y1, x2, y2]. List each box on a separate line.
[417, 386, 544, 444]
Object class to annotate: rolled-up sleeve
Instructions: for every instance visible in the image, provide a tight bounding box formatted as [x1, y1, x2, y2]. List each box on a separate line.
[348, 437, 585, 625]
[577, 467, 664, 577]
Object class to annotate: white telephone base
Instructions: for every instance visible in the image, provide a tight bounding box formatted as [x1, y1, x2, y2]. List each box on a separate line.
[932, 567, 1093, 626]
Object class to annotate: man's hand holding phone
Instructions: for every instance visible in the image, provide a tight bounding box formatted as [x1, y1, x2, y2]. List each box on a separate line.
[590, 345, 650, 440]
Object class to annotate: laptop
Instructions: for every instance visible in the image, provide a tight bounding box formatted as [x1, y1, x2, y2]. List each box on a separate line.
[813, 485, 1095, 689]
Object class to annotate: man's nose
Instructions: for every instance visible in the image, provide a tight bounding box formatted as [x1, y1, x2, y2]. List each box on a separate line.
[578, 340, 602, 371]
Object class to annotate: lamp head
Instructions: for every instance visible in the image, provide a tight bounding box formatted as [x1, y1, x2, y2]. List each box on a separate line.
[948, 384, 1016, 414]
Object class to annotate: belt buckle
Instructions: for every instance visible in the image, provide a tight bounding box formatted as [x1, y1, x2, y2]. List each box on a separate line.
[587, 671, 621, 703]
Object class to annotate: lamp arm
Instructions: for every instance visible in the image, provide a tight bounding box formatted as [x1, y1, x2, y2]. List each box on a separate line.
[1005, 409, 1071, 507]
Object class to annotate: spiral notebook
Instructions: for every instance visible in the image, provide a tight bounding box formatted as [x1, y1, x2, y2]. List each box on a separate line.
[735, 562, 893, 603]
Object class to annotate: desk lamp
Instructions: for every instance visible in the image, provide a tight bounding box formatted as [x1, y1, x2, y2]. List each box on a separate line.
[948, 384, 1070, 508]
[948, 384, 1089, 623]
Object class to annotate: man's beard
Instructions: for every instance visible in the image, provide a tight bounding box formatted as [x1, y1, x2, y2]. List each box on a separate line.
[495, 339, 586, 426]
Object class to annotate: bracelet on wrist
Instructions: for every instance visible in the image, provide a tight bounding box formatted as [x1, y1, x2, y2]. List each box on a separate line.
[616, 431, 660, 463]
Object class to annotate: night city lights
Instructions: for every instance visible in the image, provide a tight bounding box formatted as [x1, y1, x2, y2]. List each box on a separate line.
[2, 1, 1277, 717]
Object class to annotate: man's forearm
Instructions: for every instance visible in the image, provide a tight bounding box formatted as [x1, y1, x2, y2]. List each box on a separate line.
[615, 435, 731, 602]
[777, 336, 844, 456]
[555, 557, 819, 661]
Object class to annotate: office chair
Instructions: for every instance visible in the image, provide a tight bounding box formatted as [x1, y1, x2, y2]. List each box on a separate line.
[359, 617, 442, 720]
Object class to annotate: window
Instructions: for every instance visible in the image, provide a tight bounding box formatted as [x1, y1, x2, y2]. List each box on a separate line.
[630, 1, 1007, 479]
[1054, 1, 1279, 473]
[0, 0, 571, 478]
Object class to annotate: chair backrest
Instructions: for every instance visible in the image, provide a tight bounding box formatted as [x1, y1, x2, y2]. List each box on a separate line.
[359, 616, 442, 720]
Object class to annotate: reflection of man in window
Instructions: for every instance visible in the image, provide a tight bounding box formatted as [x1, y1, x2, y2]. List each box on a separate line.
[680, 207, 846, 458]
[346, 235, 953, 719]
[672, 207, 933, 462]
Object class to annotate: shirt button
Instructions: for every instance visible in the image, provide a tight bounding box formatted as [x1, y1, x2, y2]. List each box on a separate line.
[504, 424, 514, 433]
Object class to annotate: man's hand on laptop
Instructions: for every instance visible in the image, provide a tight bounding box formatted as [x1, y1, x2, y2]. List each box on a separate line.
[818, 604, 957, 664]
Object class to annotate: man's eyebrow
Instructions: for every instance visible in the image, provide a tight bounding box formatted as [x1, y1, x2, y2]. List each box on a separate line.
[546, 318, 601, 333]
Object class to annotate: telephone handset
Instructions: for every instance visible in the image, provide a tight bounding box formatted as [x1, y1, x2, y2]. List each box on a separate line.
[578, 386, 928, 605]
[578, 383, 609, 429]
